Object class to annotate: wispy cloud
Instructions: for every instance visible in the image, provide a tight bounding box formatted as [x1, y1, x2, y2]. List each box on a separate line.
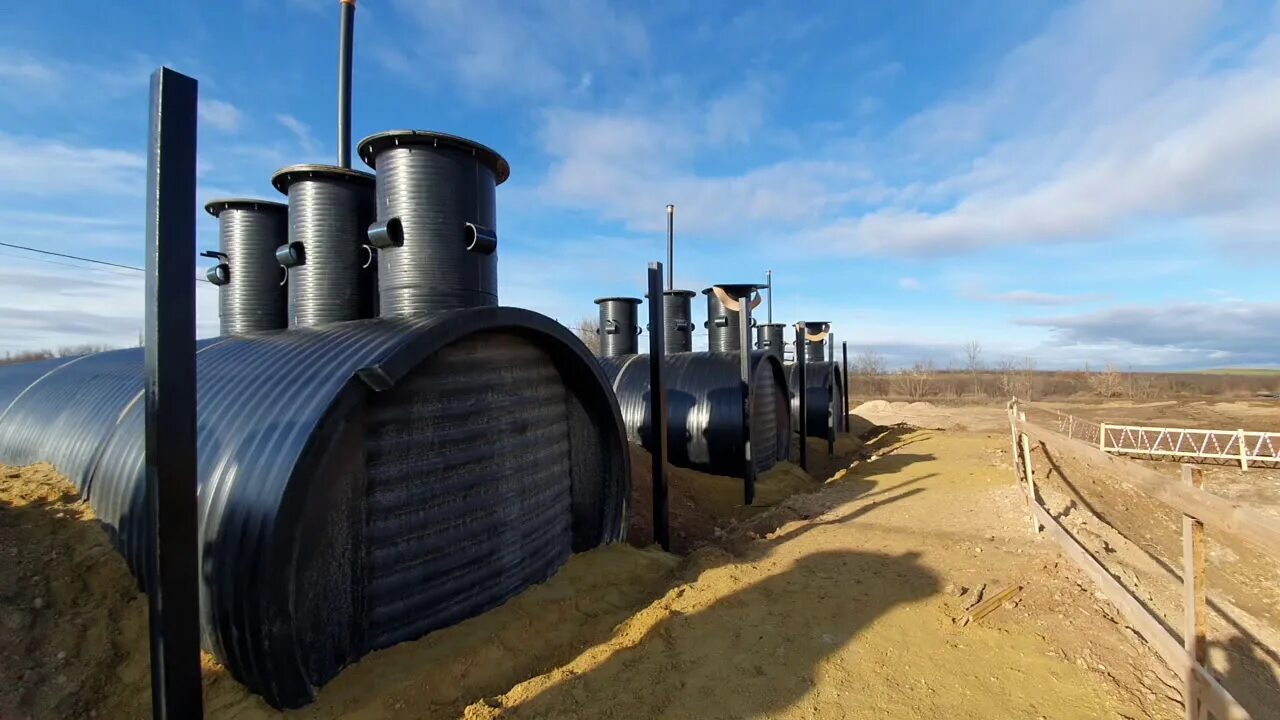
[275, 113, 320, 156]
[0, 131, 144, 197]
[199, 98, 244, 133]
[0, 52, 58, 83]
[381, 0, 650, 99]
[898, 277, 922, 291]
[960, 285, 1107, 306]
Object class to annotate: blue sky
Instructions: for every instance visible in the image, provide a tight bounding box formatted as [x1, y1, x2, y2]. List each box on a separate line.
[0, 0, 1277, 369]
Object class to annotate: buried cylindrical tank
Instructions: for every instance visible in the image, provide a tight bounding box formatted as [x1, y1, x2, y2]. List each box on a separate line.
[0, 129, 633, 711]
[755, 323, 787, 361]
[594, 297, 642, 357]
[598, 351, 791, 479]
[789, 360, 844, 443]
[803, 322, 831, 363]
[358, 130, 510, 317]
[0, 309, 628, 709]
[662, 290, 696, 353]
[203, 199, 289, 335]
[272, 164, 377, 326]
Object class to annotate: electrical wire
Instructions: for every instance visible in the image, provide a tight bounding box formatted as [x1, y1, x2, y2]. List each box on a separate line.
[1, 241, 214, 284]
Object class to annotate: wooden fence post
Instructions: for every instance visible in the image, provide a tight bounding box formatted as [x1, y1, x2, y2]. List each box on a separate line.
[1021, 431, 1040, 534]
[1238, 430, 1248, 471]
[1182, 464, 1206, 720]
[1099, 422, 1107, 452]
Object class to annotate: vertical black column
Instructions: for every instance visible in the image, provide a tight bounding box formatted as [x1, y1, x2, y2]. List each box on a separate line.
[337, 0, 355, 168]
[665, 205, 674, 291]
[143, 66, 203, 720]
[647, 263, 670, 551]
[842, 341, 850, 433]
[738, 294, 754, 505]
[795, 322, 808, 472]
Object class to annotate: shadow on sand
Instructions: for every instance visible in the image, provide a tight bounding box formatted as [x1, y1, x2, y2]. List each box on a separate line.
[479, 548, 940, 719]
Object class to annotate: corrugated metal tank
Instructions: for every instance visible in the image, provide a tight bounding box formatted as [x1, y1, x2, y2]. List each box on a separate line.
[204, 199, 289, 335]
[662, 290, 695, 353]
[598, 351, 790, 479]
[0, 309, 626, 708]
[788, 361, 844, 443]
[272, 164, 377, 326]
[0, 130, 632, 710]
[755, 323, 787, 361]
[702, 287, 744, 352]
[594, 297, 641, 357]
[358, 130, 508, 316]
[0, 356, 75, 412]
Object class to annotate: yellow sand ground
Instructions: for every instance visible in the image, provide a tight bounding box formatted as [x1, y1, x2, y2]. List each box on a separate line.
[3, 427, 1188, 719]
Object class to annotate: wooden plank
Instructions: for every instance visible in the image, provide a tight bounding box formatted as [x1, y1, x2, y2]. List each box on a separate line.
[1183, 465, 1207, 720]
[1031, 501, 1251, 720]
[1020, 421, 1280, 557]
[1238, 430, 1248, 471]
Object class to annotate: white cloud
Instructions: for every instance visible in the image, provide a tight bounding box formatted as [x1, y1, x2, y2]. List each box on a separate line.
[0, 52, 58, 83]
[199, 98, 243, 133]
[0, 257, 220, 355]
[0, 131, 144, 198]
[381, 0, 649, 99]
[275, 113, 320, 156]
[898, 277, 921, 291]
[959, 285, 1107, 306]
[1019, 301, 1280, 368]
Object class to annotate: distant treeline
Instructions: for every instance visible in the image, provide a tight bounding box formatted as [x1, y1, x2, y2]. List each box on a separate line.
[847, 351, 1279, 402]
[0, 344, 116, 367]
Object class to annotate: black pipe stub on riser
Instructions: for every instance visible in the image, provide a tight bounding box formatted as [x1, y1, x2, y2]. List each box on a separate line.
[203, 198, 289, 335]
[594, 296, 642, 357]
[271, 164, 376, 327]
[358, 130, 510, 317]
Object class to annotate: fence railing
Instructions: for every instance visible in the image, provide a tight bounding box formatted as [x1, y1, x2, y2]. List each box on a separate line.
[1009, 399, 1280, 720]
[1026, 405, 1280, 470]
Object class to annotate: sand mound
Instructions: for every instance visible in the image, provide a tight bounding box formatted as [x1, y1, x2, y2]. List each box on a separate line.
[1, 463, 683, 719]
[0, 463, 151, 720]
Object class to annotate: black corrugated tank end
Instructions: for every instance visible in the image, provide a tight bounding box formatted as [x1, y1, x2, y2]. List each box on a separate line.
[88, 309, 629, 710]
[749, 351, 792, 470]
[270, 307, 628, 707]
[787, 361, 840, 441]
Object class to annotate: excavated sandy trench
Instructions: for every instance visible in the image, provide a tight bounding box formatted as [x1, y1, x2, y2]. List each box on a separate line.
[5, 415, 1245, 719]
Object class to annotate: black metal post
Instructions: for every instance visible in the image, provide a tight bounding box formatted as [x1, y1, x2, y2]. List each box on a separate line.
[795, 322, 808, 472]
[665, 205, 674, 291]
[842, 341, 850, 433]
[737, 293, 755, 505]
[337, 0, 355, 168]
[766, 269, 773, 324]
[827, 329, 836, 457]
[143, 66, 203, 720]
[647, 263, 670, 551]
[829, 332, 835, 362]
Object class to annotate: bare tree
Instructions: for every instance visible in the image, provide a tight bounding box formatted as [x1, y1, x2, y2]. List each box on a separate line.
[576, 316, 601, 355]
[853, 349, 887, 396]
[996, 356, 1035, 400]
[1085, 361, 1125, 398]
[963, 340, 983, 398]
[892, 359, 935, 399]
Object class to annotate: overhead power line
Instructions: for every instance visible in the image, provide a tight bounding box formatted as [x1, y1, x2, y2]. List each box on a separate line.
[0, 241, 145, 272]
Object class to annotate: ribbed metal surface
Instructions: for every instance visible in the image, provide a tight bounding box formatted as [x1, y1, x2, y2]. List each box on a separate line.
[756, 323, 787, 361]
[0, 341, 218, 492]
[662, 290, 695, 353]
[206, 199, 288, 334]
[358, 131, 508, 316]
[0, 356, 74, 414]
[805, 338, 827, 363]
[364, 332, 573, 650]
[77, 308, 625, 708]
[789, 361, 843, 441]
[702, 287, 745, 352]
[595, 297, 641, 357]
[600, 351, 790, 478]
[273, 165, 376, 327]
